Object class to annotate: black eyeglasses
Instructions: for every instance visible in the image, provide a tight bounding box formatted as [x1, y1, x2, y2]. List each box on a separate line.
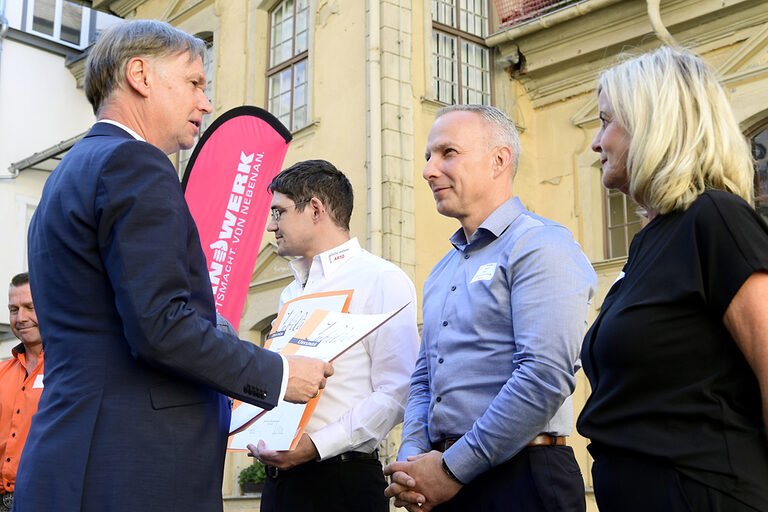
[270, 200, 309, 221]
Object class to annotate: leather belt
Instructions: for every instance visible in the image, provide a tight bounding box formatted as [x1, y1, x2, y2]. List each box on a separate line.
[266, 449, 379, 479]
[528, 434, 566, 446]
[432, 434, 566, 452]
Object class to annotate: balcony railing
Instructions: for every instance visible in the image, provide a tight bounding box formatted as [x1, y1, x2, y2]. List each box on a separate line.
[494, 0, 585, 28]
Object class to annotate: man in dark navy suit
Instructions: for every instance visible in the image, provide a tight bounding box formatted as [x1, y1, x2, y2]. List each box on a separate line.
[15, 20, 332, 512]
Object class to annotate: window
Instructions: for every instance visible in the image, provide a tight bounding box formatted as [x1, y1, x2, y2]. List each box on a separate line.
[24, 0, 92, 49]
[259, 317, 277, 348]
[751, 127, 768, 223]
[431, 0, 492, 105]
[16, 195, 39, 273]
[604, 189, 643, 259]
[266, 0, 309, 131]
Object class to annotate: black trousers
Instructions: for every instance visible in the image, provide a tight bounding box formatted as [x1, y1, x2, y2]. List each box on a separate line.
[260, 457, 388, 512]
[592, 449, 759, 511]
[433, 446, 585, 512]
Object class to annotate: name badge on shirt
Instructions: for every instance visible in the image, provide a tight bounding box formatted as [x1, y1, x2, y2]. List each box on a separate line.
[327, 247, 350, 265]
[470, 263, 497, 283]
[33, 374, 44, 389]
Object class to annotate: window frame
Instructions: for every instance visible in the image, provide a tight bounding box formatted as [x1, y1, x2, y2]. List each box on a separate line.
[602, 187, 644, 260]
[749, 123, 768, 223]
[265, 0, 311, 132]
[23, 0, 94, 50]
[430, 0, 494, 106]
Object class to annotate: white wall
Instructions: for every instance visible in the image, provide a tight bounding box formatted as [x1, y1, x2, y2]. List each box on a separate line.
[0, 36, 96, 323]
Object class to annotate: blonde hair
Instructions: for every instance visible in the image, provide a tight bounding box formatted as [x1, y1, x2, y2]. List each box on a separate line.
[598, 46, 753, 213]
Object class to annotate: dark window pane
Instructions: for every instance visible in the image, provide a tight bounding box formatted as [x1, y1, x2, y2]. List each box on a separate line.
[60, 1, 83, 45]
[32, 0, 55, 36]
[608, 193, 625, 226]
[609, 227, 625, 259]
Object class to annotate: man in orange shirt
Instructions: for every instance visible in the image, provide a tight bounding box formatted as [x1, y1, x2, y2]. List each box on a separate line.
[0, 273, 43, 512]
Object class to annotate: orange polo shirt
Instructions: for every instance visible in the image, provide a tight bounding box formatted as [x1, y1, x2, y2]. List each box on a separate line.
[0, 344, 44, 494]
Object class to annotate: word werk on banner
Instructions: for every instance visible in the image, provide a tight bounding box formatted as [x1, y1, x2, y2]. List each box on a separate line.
[183, 107, 293, 329]
[208, 151, 265, 306]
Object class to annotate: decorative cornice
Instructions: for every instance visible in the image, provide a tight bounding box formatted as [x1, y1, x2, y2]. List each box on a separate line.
[65, 51, 89, 89]
[592, 257, 626, 273]
[571, 94, 598, 128]
[486, 0, 623, 48]
[718, 22, 768, 79]
[92, 0, 148, 18]
[165, 0, 209, 24]
[490, 0, 768, 109]
[249, 243, 293, 291]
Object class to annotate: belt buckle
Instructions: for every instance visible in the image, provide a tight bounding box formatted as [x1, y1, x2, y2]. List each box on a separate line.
[266, 465, 279, 479]
[2, 493, 13, 509]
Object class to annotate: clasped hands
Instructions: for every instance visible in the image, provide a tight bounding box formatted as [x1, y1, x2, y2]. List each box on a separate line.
[383, 450, 462, 512]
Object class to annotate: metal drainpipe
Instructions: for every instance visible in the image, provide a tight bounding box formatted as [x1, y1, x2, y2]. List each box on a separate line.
[366, 0, 383, 257]
[646, 0, 677, 46]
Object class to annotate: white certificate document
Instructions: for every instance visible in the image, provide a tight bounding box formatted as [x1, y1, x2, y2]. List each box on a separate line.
[228, 302, 408, 451]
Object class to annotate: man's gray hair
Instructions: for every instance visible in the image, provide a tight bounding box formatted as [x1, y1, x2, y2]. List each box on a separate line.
[84, 19, 206, 115]
[436, 104, 521, 169]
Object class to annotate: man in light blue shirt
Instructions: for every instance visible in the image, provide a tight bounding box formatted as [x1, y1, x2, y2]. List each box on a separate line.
[385, 105, 596, 511]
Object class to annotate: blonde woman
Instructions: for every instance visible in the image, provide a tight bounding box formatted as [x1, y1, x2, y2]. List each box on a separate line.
[578, 46, 768, 511]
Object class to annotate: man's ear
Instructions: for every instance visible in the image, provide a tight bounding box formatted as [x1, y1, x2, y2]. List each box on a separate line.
[308, 197, 325, 222]
[491, 145, 514, 179]
[125, 57, 151, 98]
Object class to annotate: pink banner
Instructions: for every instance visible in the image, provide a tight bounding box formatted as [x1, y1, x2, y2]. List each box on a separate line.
[183, 107, 292, 331]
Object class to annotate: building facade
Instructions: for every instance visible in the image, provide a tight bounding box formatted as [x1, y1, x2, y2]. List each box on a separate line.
[6, 0, 768, 509]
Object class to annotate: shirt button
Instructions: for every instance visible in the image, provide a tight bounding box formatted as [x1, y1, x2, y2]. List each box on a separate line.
[10, 433, 15, 438]
[436, 397, 442, 403]
[450, 286, 456, 291]
[438, 358, 444, 364]
[464, 254, 469, 259]
[16, 410, 20, 414]
[5, 458, 9, 462]
[21, 386, 25, 391]
[442, 321, 448, 327]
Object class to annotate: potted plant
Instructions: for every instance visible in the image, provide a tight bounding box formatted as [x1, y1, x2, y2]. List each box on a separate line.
[238, 460, 266, 495]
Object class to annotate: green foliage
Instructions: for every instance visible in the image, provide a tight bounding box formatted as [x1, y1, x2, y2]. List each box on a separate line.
[238, 460, 267, 484]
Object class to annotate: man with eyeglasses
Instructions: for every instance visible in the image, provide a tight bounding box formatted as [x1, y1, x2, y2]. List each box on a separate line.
[249, 159, 420, 512]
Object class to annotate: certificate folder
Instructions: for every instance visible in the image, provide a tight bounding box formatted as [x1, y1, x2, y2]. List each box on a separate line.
[228, 291, 408, 451]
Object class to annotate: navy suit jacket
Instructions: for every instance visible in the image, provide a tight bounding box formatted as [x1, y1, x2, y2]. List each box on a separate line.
[15, 123, 283, 511]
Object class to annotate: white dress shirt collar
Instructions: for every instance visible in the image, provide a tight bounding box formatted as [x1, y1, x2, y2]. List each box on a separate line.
[97, 119, 146, 142]
[289, 237, 361, 289]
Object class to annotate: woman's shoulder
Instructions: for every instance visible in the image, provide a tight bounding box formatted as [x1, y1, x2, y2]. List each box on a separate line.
[685, 189, 758, 226]
[691, 189, 752, 211]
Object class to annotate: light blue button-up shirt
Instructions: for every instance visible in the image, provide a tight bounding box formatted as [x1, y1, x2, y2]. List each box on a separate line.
[398, 197, 596, 483]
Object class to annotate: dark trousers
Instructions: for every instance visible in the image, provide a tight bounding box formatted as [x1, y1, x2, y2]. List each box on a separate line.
[592, 449, 759, 511]
[260, 457, 388, 512]
[433, 446, 585, 512]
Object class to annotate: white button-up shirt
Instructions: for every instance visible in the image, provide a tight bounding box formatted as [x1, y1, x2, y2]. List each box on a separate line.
[280, 237, 419, 459]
